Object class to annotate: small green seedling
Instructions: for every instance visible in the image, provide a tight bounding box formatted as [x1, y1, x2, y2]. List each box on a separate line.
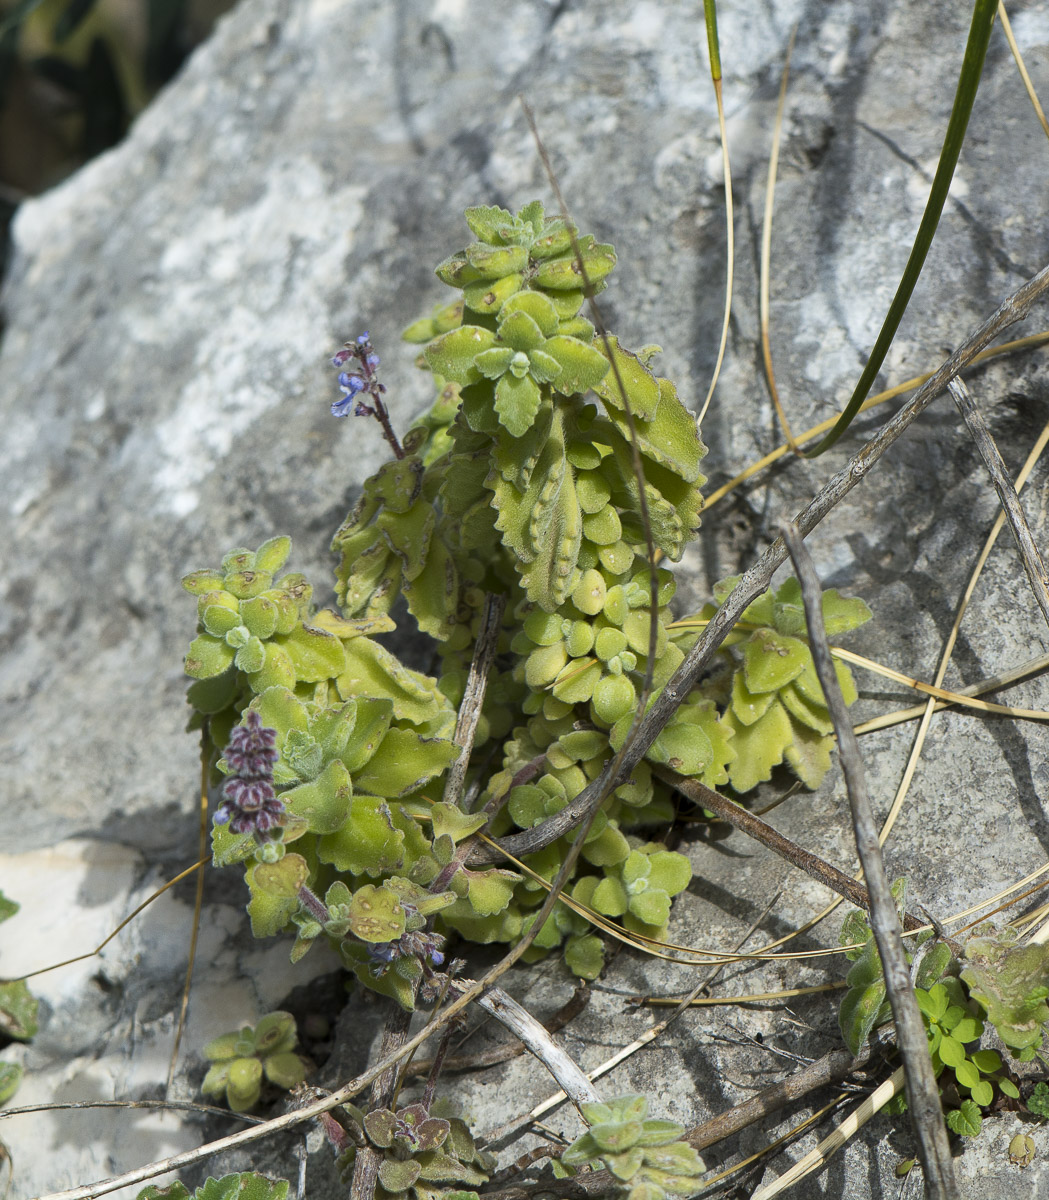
[200, 1011, 309, 1112]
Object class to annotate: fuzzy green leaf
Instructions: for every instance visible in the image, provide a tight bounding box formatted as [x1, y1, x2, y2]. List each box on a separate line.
[185, 633, 236, 679]
[317, 795, 405, 876]
[424, 326, 498, 384]
[592, 337, 660, 420]
[724, 699, 794, 793]
[282, 759, 353, 834]
[945, 1099, 982, 1137]
[353, 727, 459, 798]
[0, 1060, 22, 1104]
[245, 855, 309, 938]
[0, 979, 38, 1041]
[961, 925, 1049, 1053]
[742, 628, 810, 693]
[494, 372, 543, 437]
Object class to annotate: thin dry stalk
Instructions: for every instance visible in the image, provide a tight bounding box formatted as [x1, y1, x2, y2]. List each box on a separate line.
[478, 1044, 878, 1200]
[656, 768, 933, 938]
[464, 985, 599, 1112]
[948, 377, 1049, 630]
[759, 23, 799, 450]
[350, 1007, 413, 1200]
[779, 521, 958, 1200]
[443, 592, 506, 809]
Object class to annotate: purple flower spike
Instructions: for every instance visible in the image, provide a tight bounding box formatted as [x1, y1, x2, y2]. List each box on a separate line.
[216, 710, 285, 842]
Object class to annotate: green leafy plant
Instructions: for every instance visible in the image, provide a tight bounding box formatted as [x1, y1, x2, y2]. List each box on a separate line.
[1028, 1081, 1049, 1120]
[137, 1173, 289, 1200]
[838, 884, 1028, 1138]
[200, 1011, 309, 1112]
[960, 923, 1049, 1061]
[559, 1094, 705, 1200]
[181, 199, 875, 998]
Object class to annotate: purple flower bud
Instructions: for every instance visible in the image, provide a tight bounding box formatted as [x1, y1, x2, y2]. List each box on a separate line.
[354, 401, 373, 417]
[365, 353, 380, 370]
[331, 348, 352, 368]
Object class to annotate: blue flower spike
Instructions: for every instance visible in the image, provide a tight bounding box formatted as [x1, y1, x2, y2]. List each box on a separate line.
[329, 332, 405, 458]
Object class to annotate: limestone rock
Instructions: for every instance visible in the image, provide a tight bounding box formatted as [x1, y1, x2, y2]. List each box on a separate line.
[2, 0, 1048, 1197]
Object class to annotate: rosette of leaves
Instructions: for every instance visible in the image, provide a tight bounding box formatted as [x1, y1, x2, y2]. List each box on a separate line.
[914, 982, 1019, 1124]
[960, 923, 1049, 1061]
[336, 1099, 494, 1200]
[433, 200, 616, 322]
[560, 1094, 705, 1200]
[183, 537, 352, 748]
[137, 1174, 289, 1200]
[418, 203, 706, 614]
[200, 1011, 308, 1112]
[688, 575, 872, 791]
[574, 843, 692, 939]
[297, 877, 456, 1010]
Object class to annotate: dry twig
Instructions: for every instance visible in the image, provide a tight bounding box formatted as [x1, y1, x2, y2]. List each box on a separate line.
[778, 520, 957, 1200]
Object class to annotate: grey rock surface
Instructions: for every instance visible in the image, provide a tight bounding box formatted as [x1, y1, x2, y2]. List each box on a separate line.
[1, 0, 1048, 1197]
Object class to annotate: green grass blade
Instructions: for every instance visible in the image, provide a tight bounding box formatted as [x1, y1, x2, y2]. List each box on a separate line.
[807, 0, 998, 457]
[703, 0, 721, 81]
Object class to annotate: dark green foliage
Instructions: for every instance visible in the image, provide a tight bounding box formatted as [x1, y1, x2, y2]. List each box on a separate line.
[335, 1098, 494, 1200]
[137, 1174, 289, 1200]
[1027, 1081, 1049, 1120]
[0, 890, 37, 1050]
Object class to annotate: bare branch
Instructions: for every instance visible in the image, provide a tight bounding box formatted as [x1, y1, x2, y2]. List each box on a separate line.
[456, 983, 599, 1114]
[778, 520, 958, 1200]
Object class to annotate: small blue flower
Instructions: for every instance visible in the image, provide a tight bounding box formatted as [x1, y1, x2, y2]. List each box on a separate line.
[338, 373, 366, 394]
[331, 394, 356, 418]
[356, 332, 370, 345]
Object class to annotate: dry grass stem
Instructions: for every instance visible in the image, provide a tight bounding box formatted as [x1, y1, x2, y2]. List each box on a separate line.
[948, 377, 1049, 629]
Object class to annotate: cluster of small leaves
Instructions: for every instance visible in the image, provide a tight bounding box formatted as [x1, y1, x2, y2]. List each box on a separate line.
[0, 891, 38, 1105]
[680, 577, 872, 792]
[137, 1174, 288, 1200]
[334, 1098, 494, 1200]
[200, 1011, 309, 1112]
[558, 1094, 704, 1200]
[1027, 1081, 1049, 1119]
[839, 884, 1030, 1138]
